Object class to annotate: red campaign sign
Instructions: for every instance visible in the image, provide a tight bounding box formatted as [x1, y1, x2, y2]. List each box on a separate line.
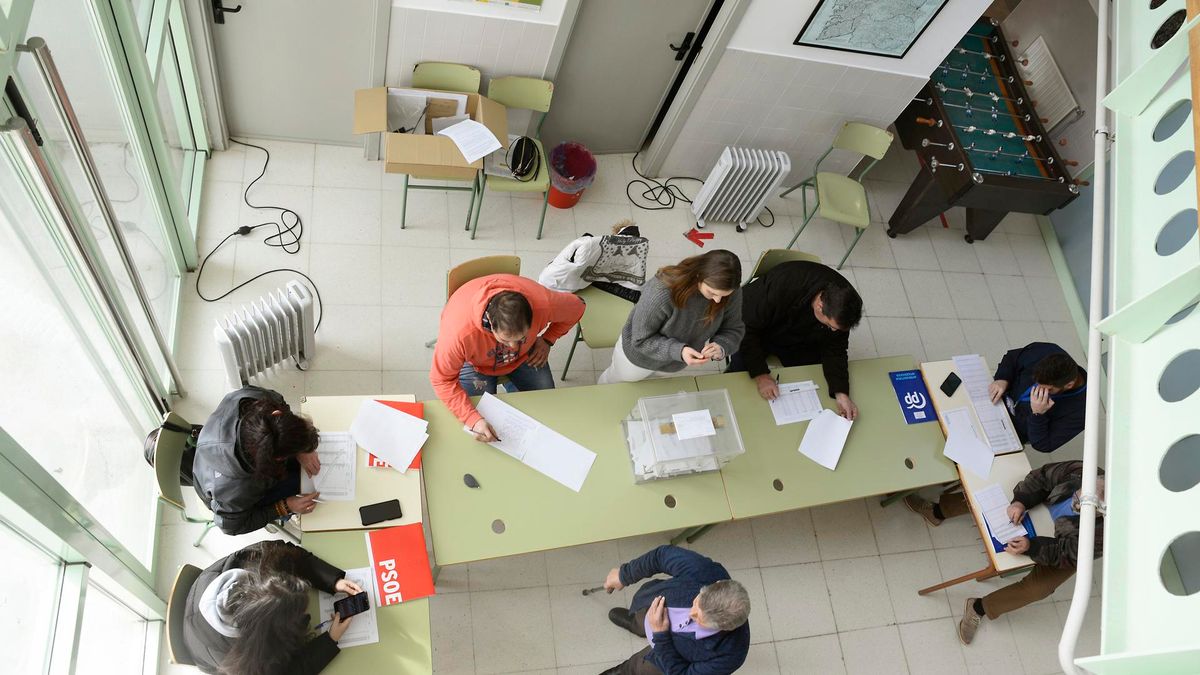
[366, 400, 424, 470]
[364, 523, 435, 606]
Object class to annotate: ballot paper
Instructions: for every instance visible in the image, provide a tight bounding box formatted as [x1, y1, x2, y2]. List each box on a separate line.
[317, 567, 379, 648]
[769, 381, 823, 425]
[797, 408, 853, 470]
[349, 400, 428, 474]
[672, 410, 716, 440]
[300, 432, 357, 500]
[436, 119, 501, 163]
[476, 393, 539, 461]
[942, 406, 994, 478]
[474, 393, 597, 491]
[975, 483, 1028, 543]
[951, 354, 1022, 454]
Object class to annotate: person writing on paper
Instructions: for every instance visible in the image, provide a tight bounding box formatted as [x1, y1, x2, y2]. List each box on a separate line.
[904, 461, 1104, 645]
[193, 387, 322, 535]
[727, 260, 864, 419]
[597, 250, 745, 384]
[987, 342, 1086, 453]
[182, 540, 361, 674]
[601, 545, 751, 674]
[431, 274, 584, 442]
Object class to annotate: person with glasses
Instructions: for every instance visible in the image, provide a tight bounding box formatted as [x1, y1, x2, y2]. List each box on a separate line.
[904, 461, 1104, 645]
[727, 260, 864, 419]
[431, 274, 584, 442]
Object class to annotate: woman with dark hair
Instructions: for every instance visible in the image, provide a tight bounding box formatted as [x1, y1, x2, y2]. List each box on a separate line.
[182, 540, 361, 674]
[192, 386, 322, 535]
[598, 250, 745, 384]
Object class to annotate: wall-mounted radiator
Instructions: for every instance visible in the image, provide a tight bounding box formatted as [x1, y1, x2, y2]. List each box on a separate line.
[1017, 36, 1082, 132]
[691, 147, 791, 232]
[214, 280, 316, 388]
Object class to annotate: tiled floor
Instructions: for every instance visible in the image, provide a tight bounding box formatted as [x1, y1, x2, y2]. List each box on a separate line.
[161, 139, 1099, 674]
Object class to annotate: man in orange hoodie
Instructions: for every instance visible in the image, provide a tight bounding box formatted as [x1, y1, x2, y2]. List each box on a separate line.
[431, 274, 585, 442]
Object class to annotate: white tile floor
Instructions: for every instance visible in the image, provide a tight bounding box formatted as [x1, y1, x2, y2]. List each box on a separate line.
[161, 139, 1100, 674]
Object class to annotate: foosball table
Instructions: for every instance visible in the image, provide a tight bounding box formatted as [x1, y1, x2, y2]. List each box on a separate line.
[888, 18, 1083, 243]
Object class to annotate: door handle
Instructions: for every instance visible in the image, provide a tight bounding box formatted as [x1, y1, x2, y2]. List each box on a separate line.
[669, 32, 696, 61]
[211, 0, 242, 24]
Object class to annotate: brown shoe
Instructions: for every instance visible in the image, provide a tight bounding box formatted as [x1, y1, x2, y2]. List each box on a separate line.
[958, 597, 984, 644]
[904, 494, 943, 527]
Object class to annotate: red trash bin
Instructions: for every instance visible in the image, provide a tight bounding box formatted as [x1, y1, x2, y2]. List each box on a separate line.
[547, 142, 596, 209]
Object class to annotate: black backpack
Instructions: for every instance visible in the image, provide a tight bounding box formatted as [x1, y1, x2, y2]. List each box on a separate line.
[143, 421, 202, 487]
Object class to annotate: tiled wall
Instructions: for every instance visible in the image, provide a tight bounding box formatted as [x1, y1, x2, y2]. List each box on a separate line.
[661, 48, 928, 183]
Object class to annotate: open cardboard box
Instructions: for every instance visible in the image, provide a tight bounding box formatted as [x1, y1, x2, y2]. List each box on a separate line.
[353, 87, 509, 181]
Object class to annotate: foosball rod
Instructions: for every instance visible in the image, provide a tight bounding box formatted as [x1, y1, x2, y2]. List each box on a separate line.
[939, 62, 1033, 87]
[953, 123, 1041, 142]
[941, 100, 1048, 124]
[935, 82, 1022, 104]
[965, 31, 1000, 43]
[928, 157, 965, 173]
[953, 46, 1004, 61]
[974, 165, 1067, 182]
[964, 144, 1055, 164]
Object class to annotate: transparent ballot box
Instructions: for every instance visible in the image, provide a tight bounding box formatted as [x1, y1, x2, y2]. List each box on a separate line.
[624, 389, 745, 482]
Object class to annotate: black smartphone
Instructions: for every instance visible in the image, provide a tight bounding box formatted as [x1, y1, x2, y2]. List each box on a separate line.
[333, 591, 370, 619]
[359, 499, 402, 526]
[940, 372, 963, 397]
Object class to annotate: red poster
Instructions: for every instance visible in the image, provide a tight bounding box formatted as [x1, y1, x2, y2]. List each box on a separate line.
[366, 400, 424, 469]
[364, 523, 435, 606]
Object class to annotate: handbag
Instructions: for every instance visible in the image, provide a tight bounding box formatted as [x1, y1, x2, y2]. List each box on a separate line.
[507, 136, 540, 182]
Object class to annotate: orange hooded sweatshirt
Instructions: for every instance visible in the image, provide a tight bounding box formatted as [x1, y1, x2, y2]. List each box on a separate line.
[431, 274, 585, 426]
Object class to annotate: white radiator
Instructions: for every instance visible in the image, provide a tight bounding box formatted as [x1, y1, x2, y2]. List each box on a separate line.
[1017, 36, 1080, 131]
[691, 147, 791, 232]
[213, 280, 316, 388]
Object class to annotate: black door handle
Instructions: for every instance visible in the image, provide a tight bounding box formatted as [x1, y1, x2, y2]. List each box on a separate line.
[669, 32, 696, 61]
[212, 0, 242, 24]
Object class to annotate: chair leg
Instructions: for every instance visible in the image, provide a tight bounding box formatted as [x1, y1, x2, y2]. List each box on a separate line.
[786, 210, 816, 249]
[193, 521, 216, 548]
[400, 174, 409, 230]
[536, 190, 550, 240]
[780, 182, 802, 198]
[470, 174, 486, 240]
[425, 337, 437, 349]
[561, 326, 582, 380]
[838, 227, 866, 270]
[464, 173, 479, 231]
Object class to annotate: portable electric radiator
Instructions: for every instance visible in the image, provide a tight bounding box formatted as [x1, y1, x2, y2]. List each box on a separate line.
[691, 147, 791, 232]
[1017, 36, 1081, 131]
[213, 280, 316, 388]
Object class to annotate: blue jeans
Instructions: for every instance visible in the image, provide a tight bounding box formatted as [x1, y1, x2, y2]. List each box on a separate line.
[458, 361, 555, 396]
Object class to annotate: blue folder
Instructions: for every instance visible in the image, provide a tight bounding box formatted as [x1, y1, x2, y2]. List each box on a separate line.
[985, 513, 1036, 553]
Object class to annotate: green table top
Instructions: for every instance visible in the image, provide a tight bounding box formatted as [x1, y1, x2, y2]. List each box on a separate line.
[302, 531, 432, 674]
[698, 356, 956, 519]
[421, 376, 734, 565]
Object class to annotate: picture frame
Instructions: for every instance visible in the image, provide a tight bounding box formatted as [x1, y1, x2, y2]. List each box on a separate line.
[794, 0, 951, 59]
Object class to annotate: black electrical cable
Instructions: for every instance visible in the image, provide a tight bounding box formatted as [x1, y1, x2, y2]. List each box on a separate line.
[193, 138, 325, 339]
[625, 150, 775, 228]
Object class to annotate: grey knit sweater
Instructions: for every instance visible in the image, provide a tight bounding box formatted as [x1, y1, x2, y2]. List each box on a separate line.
[619, 275, 746, 372]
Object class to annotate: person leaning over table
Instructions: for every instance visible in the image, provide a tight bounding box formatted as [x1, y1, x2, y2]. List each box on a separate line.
[988, 342, 1087, 453]
[597, 249, 746, 385]
[431, 273, 584, 442]
[904, 461, 1104, 645]
[192, 386, 322, 535]
[182, 540, 362, 674]
[601, 545, 751, 674]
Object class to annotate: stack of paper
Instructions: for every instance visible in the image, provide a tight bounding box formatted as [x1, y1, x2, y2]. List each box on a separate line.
[436, 119, 501, 163]
[349, 400, 428, 474]
[951, 354, 1022, 454]
[942, 407, 994, 478]
[975, 483, 1028, 543]
[317, 567, 379, 648]
[797, 409, 853, 470]
[300, 432, 357, 500]
[769, 381, 823, 425]
[471, 393, 597, 491]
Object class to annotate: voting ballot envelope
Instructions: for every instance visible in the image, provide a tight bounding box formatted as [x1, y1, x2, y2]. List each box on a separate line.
[624, 389, 745, 482]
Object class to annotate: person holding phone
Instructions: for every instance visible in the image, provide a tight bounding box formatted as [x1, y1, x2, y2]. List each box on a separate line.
[182, 540, 362, 674]
[192, 386, 322, 535]
[597, 250, 745, 384]
[903, 461, 1104, 645]
[988, 342, 1087, 453]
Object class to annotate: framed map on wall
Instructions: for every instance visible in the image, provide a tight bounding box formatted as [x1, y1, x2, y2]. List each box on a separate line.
[794, 0, 950, 58]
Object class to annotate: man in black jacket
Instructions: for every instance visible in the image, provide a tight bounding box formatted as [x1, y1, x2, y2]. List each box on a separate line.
[727, 260, 864, 419]
[990, 342, 1086, 453]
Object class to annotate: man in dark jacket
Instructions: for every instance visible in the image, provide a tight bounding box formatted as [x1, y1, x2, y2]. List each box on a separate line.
[990, 342, 1087, 453]
[904, 461, 1104, 645]
[727, 260, 864, 419]
[600, 545, 750, 674]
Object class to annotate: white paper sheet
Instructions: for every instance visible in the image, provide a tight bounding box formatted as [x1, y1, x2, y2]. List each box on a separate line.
[349, 400, 428, 474]
[476, 393, 539, 461]
[975, 483, 1027, 542]
[300, 432, 357, 500]
[385, 92, 428, 133]
[797, 409, 853, 470]
[942, 407, 994, 478]
[951, 354, 1022, 454]
[474, 393, 597, 491]
[672, 410, 716, 440]
[431, 113, 470, 133]
[317, 567, 379, 648]
[769, 381, 823, 425]
[436, 119, 501, 163]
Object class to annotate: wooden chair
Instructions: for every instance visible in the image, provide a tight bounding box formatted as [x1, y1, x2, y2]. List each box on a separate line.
[166, 564, 203, 666]
[152, 412, 217, 548]
[561, 286, 635, 380]
[425, 255, 522, 348]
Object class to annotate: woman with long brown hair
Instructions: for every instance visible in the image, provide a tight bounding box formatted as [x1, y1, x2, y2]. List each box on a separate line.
[598, 249, 745, 384]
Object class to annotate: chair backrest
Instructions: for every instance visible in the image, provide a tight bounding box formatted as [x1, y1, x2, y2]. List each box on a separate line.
[832, 122, 893, 161]
[153, 411, 193, 511]
[749, 248, 823, 281]
[487, 76, 554, 113]
[412, 62, 481, 93]
[446, 255, 522, 300]
[167, 564, 203, 665]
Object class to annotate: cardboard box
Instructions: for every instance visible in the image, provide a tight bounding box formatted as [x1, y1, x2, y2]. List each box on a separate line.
[353, 87, 508, 181]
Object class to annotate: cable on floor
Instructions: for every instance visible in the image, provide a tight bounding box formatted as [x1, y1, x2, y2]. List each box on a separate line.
[624, 151, 774, 228]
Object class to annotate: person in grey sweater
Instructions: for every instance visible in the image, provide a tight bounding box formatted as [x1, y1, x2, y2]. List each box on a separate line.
[598, 250, 745, 384]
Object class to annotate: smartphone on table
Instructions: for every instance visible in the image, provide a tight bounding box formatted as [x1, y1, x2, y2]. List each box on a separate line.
[359, 499, 402, 526]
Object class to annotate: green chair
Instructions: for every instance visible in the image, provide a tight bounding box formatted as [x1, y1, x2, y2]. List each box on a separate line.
[397, 62, 483, 231]
[561, 285, 635, 380]
[782, 122, 893, 269]
[468, 76, 554, 241]
[166, 564, 203, 666]
[747, 248, 823, 281]
[425, 255, 522, 348]
[152, 411, 217, 548]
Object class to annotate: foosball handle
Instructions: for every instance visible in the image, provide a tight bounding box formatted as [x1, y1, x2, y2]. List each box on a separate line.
[1024, 79, 1034, 86]
[1064, 159, 1080, 167]
[1073, 179, 1091, 187]
[1059, 138, 1068, 146]
[1040, 117, 1050, 123]
[1031, 99, 1038, 108]
[915, 117, 939, 127]
[1020, 58, 1029, 66]
[1011, 40, 1020, 47]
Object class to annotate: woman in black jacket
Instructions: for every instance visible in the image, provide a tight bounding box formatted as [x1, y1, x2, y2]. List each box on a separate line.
[183, 540, 360, 674]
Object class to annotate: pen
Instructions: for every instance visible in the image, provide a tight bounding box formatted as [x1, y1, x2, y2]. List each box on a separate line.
[314, 619, 331, 631]
[775, 373, 780, 383]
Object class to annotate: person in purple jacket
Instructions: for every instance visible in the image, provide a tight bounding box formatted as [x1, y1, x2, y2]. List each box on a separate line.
[599, 545, 750, 674]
